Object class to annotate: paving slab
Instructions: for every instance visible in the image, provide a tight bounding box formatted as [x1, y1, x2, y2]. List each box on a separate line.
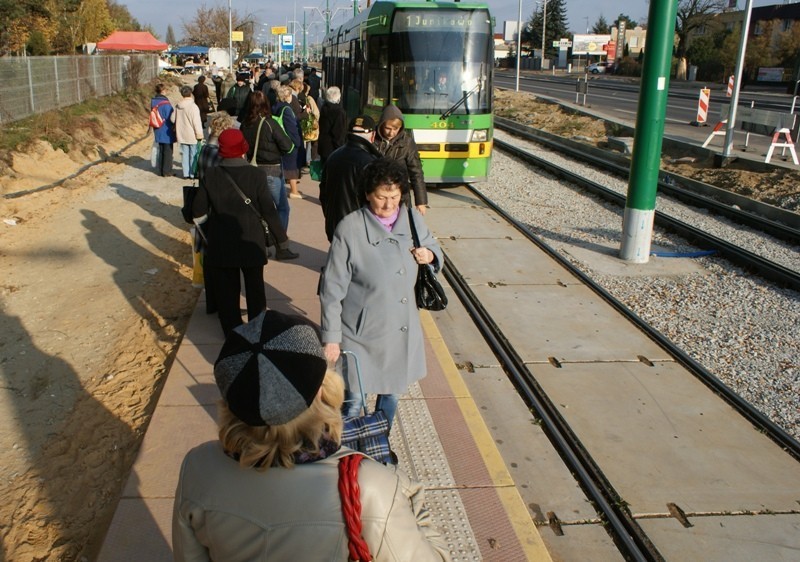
[98, 498, 173, 561]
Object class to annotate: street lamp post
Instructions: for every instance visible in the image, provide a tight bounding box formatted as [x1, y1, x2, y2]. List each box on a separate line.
[515, 0, 522, 91]
[541, 0, 547, 69]
[228, 0, 233, 70]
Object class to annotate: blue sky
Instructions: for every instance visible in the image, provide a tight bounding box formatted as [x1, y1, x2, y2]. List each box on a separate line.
[127, 0, 774, 44]
[128, 0, 649, 42]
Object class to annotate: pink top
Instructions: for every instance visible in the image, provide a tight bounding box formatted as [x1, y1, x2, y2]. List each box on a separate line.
[370, 207, 400, 233]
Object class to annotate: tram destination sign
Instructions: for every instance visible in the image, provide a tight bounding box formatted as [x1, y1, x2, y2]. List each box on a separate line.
[393, 10, 491, 33]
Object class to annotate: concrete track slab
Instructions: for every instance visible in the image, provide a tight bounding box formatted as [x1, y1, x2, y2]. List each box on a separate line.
[440, 236, 580, 286]
[639, 513, 800, 562]
[535, 361, 800, 513]
[536, 523, 624, 562]
[429, 186, 486, 208]
[427, 305, 501, 370]
[470, 283, 671, 363]
[427, 204, 522, 239]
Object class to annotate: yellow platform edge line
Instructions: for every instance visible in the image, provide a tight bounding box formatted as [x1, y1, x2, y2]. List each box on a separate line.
[421, 311, 553, 562]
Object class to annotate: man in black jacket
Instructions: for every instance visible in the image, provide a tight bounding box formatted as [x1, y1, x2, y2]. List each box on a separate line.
[318, 115, 382, 242]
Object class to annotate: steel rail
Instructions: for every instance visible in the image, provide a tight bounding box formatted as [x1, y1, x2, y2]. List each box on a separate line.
[442, 257, 661, 562]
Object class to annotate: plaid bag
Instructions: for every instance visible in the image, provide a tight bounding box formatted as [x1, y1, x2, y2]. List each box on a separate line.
[340, 351, 395, 465]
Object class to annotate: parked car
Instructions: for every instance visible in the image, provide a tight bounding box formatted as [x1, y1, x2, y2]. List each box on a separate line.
[587, 61, 613, 74]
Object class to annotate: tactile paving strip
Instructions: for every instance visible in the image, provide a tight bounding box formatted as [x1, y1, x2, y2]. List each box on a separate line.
[388, 385, 482, 560]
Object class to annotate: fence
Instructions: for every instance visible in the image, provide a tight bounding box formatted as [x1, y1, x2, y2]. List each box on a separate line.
[0, 54, 160, 125]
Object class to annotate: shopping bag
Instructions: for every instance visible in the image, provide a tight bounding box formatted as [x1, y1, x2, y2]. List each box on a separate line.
[190, 226, 204, 288]
[150, 141, 159, 169]
[309, 160, 323, 181]
[181, 184, 198, 224]
[340, 350, 395, 465]
[190, 140, 204, 178]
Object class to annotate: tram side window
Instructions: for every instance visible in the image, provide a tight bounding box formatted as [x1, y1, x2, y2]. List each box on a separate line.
[366, 36, 389, 109]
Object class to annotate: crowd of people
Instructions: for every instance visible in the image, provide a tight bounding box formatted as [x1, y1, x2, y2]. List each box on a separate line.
[151, 60, 449, 560]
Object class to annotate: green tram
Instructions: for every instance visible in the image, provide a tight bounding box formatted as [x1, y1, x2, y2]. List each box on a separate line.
[321, 1, 494, 183]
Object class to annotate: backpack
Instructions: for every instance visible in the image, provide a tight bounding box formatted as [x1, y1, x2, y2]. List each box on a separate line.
[149, 100, 169, 128]
[272, 106, 295, 154]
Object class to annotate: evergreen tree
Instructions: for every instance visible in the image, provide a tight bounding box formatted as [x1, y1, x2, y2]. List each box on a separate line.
[166, 24, 176, 46]
[524, 0, 569, 59]
[613, 14, 638, 29]
[591, 15, 610, 35]
[27, 29, 50, 55]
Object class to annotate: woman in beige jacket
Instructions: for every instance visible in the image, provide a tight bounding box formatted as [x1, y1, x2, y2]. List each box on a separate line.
[173, 85, 204, 179]
[173, 310, 451, 561]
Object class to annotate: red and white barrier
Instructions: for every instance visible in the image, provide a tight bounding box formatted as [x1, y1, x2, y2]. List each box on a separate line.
[702, 119, 728, 147]
[765, 128, 799, 165]
[726, 75, 734, 97]
[691, 88, 711, 126]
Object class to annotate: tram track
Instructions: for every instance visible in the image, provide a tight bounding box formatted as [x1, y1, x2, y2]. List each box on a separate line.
[437, 183, 800, 561]
[492, 122, 800, 293]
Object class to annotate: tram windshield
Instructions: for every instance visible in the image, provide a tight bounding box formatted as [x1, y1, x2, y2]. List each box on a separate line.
[388, 9, 492, 115]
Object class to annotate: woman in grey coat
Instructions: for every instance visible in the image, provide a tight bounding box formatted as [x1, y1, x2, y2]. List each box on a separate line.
[319, 159, 443, 430]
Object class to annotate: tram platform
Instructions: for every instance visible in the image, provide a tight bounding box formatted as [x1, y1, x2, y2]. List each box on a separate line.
[97, 180, 552, 561]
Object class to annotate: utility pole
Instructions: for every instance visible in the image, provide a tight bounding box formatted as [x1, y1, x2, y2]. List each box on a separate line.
[228, 0, 233, 70]
[541, 0, 547, 69]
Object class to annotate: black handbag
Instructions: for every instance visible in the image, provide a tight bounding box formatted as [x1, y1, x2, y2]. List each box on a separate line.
[407, 208, 447, 311]
[181, 184, 197, 224]
[219, 169, 270, 243]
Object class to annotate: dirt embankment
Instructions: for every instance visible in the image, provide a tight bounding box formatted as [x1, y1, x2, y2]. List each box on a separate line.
[0, 80, 198, 561]
[493, 88, 800, 211]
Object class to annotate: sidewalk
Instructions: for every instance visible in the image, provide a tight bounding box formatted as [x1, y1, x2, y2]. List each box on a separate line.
[97, 180, 551, 561]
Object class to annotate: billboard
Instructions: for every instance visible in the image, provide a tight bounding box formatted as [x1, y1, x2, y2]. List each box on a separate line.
[571, 34, 612, 55]
[503, 21, 519, 42]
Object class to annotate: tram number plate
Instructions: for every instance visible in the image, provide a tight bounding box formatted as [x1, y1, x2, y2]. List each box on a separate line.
[431, 121, 455, 129]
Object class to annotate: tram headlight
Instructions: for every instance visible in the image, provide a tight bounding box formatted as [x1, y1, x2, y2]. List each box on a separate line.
[471, 129, 488, 142]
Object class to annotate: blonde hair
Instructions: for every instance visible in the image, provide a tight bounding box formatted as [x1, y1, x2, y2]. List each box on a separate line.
[289, 79, 304, 93]
[218, 370, 345, 471]
[209, 113, 235, 138]
[277, 85, 293, 102]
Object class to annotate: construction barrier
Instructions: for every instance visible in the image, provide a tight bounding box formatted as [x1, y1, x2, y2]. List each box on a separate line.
[691, 88, 711, 126]
[726, 75, 734, 97]
[703, 104, 799, 165]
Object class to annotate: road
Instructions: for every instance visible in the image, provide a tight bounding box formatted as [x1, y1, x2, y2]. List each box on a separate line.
[494, 70, 799, 163]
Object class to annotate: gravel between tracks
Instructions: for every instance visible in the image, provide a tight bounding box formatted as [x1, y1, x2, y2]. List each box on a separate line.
[490, 130, 800, 440]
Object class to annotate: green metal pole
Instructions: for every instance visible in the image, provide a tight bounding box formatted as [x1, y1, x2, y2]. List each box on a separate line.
[619, 0, 679, 262]
[303, 12, 307, 62]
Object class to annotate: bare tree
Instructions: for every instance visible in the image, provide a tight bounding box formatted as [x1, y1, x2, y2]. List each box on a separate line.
[182, 3, 257, 62]
[675, 0, 726, 80]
